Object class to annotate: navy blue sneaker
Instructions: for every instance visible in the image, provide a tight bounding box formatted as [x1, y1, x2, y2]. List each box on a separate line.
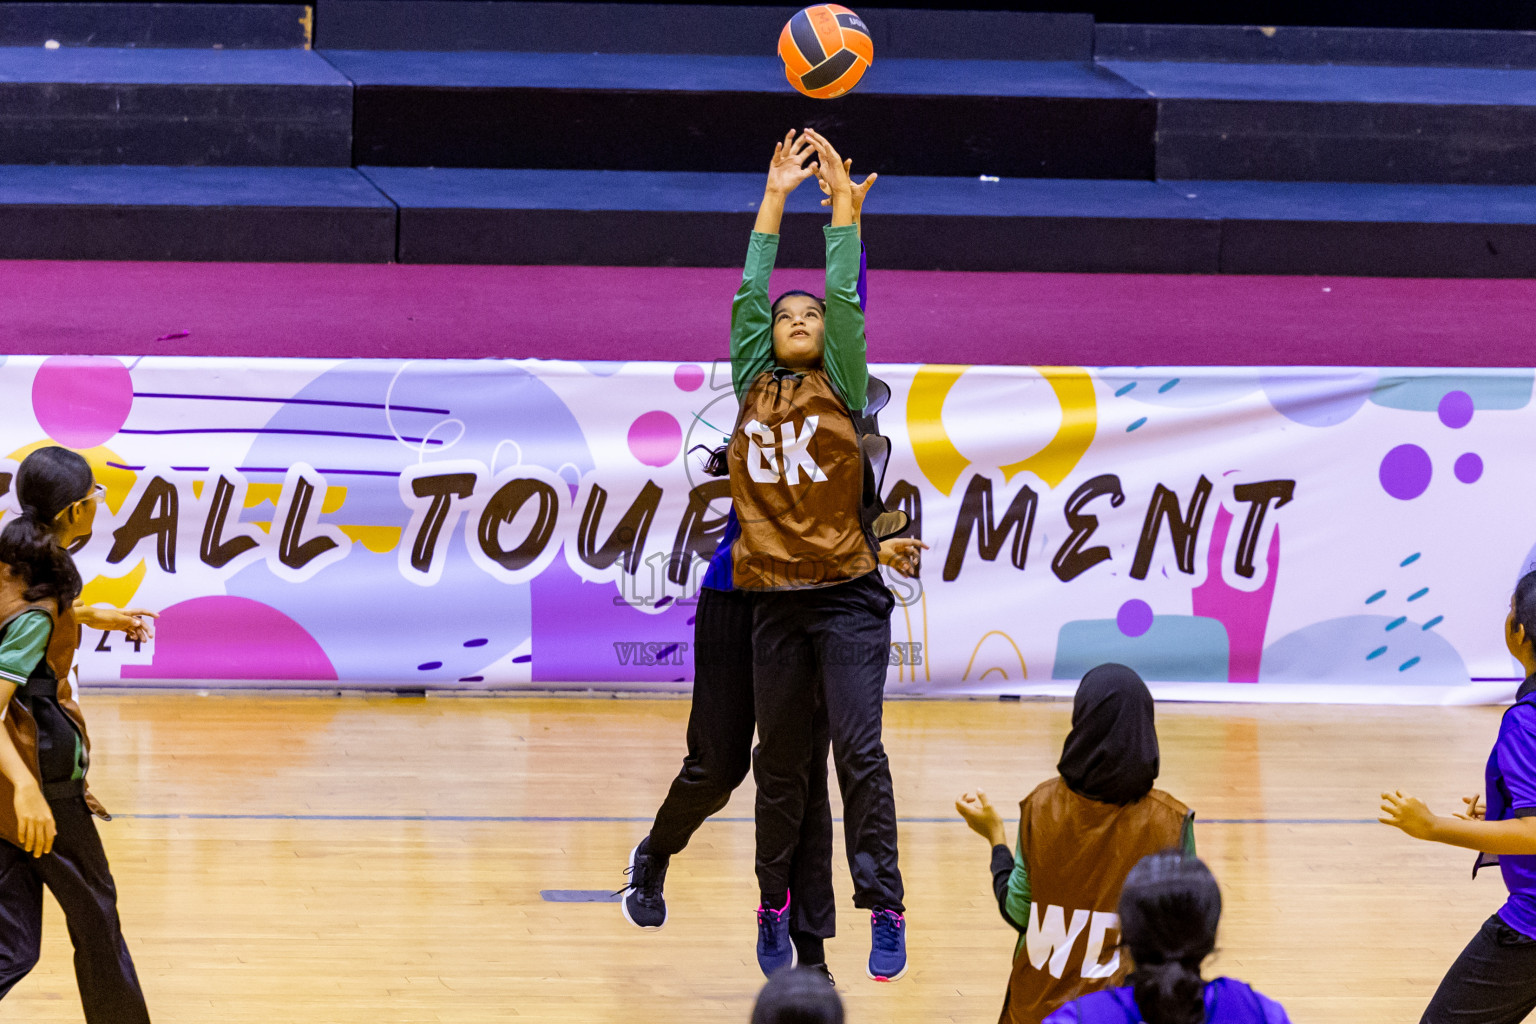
[756, 894, 798, 977]
[867, 908, 907, 982]
[619, 837, 669, 929]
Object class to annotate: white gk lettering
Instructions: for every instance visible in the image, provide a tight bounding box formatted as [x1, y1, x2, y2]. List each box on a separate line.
[743, 417, 826, 485]
[1026, 905, 1121, 979]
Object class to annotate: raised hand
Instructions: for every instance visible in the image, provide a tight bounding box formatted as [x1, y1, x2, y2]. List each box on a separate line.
[1457, 794, 1486, 821]
[803, 129, 851, 194]
[765, 130, 818, 196]
[819, 158, 878, 221]
[956, 789, 1009, 847]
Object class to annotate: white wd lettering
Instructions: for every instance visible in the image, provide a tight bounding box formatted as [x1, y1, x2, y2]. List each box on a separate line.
[1026, 904, 1091, 979]
[1080, 911, 1121, 979]
[745, 420, 780, 483]
[778, 416, 826, 485]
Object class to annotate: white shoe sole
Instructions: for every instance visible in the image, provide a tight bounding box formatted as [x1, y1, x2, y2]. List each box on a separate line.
[620, 843, 667, 930]
[867, 961, 908, 983]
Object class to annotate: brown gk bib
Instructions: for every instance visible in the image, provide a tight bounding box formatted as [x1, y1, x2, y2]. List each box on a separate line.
[728, 368, 877, 591]
[1000, 777, 1191, 1024]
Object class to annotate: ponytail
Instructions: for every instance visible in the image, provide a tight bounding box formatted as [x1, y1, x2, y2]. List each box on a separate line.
[1129, 958, 1207, 1024]
[1119, 851, 1222, 1024]
[0, 447, 91, 614]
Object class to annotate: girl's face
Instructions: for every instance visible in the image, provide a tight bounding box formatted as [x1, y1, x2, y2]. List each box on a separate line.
[771, 295, 825, 370]
[54, 481, 102, 547]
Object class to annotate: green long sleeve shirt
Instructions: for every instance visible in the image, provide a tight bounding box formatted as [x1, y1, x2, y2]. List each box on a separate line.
[729, 224, 868, 411]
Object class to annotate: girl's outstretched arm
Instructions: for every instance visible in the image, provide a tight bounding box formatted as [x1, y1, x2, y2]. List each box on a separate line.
[732, 131, 819, 399]
[1381, 789, 1536, 855]
[804, 130, 868, 411]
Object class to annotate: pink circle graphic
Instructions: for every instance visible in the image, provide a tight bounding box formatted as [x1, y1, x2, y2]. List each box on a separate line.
[627, 411, 683, 467]
[1116, 599, 1154, 638]
[31, 356, 133, 449]
[674, 364, 705, 392]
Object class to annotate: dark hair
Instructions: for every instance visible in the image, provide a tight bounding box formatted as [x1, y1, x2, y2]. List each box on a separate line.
[1119, 851, 1221, 1024]
[750, 967, 843, 1024]
[0, 447, 92, 613]
[771, 290, 826, 321]
[1514, 569, 1536, 645]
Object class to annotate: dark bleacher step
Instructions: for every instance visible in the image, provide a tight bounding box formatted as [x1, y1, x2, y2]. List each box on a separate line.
[0, 47, 351, 165]
[362, 167, 1219, 271]
[1176, 179, 1536, 276]
[325, 51, 1155, 180]
[1095, 23, 1536, 68]
[367, 167, 1536, 277]
[0, 3, 312, 49]
[0, 165, 396, 260]
[1104, 60, 1536, 184]
[314, 1, 1092, 59]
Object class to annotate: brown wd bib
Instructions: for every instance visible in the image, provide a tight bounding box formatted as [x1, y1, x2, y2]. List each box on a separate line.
[1000, 776, 1191, 1024]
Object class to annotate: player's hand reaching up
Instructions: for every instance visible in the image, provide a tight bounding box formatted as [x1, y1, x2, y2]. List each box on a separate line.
[820, 158, 878, 225]
[764, 130, 818, 196]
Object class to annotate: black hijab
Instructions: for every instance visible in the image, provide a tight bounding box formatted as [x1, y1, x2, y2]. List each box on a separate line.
[1057, 663, 1160, 806]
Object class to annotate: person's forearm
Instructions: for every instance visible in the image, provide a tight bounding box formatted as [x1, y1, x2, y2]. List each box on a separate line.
[754, 189, 788, 235]
[821, 225, 867, 409]
[829, 186, 853, 228]
[0, 726, 38, 796]
[1425, 814, 1536, 855]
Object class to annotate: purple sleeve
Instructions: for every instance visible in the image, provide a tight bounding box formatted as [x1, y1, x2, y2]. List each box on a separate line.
[1041, 1004, 1081, 1024]
[857, 241, 868, 312]
[1499, 707, 1536, 814]
[1258, 991, 1293, 1024]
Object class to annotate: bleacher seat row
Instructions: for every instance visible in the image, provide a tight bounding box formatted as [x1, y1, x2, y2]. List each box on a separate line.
[2, 0, 1536, 273]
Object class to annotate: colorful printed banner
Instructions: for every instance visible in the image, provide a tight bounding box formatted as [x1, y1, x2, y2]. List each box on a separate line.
[4, 355, 1531, 704]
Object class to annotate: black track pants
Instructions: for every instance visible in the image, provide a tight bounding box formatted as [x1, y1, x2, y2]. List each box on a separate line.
[646, 587, 836, 939]
[1421, 913, 1536, 1024]
[0, 791, 149, 1024]
[752, 572, 904, 913]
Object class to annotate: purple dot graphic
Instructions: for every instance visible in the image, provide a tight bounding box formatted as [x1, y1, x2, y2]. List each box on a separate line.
[1379, 444, 1433, 500]
[674, 364, 705, 392]
[1438, 391, 1473, 429]
[1117, 599, 1154, 638]
[1455, 453, 1483, 484]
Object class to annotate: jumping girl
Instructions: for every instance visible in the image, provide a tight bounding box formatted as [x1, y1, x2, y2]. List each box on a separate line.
[1043, 852, 1292, 1024]
[957, 663, 1194, 1022]
[729, 128, 909, 983]
[0, 445, 152, 1022]
[1380, 568, 1536, 1024]
[621, 155, 921, 985]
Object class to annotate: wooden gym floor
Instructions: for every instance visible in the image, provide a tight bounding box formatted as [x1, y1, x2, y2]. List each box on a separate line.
[0, 693, 1509, 1023]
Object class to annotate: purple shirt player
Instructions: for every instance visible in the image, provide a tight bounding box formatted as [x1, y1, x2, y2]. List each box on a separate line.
[1474, 674, 1536, 938]
[1043, 978, 1291, 1024]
